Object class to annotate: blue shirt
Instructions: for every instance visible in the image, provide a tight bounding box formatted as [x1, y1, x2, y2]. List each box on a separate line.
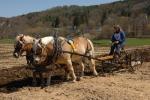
[111, 31, 125, 44]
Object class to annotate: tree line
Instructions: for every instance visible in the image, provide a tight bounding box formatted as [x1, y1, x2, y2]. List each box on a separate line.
[0, 0, 150, 39]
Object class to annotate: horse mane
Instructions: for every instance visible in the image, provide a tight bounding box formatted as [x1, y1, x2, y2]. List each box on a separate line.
[40, 36, 54, 45]
[16, 34, 35, 44]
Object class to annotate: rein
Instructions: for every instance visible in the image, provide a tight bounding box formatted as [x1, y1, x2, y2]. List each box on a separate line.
[62, 50, 105, 61]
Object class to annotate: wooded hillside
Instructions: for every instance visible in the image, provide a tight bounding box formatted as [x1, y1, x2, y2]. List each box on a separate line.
[0, 0, 150, 39]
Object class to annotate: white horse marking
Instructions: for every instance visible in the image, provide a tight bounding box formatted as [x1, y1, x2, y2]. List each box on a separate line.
[41, 37, 54, 45]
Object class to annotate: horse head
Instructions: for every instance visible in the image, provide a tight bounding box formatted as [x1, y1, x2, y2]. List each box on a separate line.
[33, 36, 54, 65]
[13, 34, 34, 58]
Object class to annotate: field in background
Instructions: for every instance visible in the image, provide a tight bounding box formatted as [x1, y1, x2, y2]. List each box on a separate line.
[1, 38, 150, 47]
[0, 38, 15, 44]
[93, 38, 150, 46]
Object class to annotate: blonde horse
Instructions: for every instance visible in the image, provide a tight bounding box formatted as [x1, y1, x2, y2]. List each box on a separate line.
[33, 36, 98, 82]
[13, 34, 35, 65]
[13, 34, 43, 86]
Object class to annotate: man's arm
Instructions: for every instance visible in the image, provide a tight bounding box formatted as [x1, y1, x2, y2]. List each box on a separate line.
[111, 34, 119, 45]
[119, 31, 125, 44]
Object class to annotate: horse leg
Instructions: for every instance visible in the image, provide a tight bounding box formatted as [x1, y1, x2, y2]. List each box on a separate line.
[32, 71, 37, 86]
[39, 72, 45, 87]
[66, 60, 76, 82]
[46, 72, 52, 86]
[26, 55, 30, 65]
[64, 67, 70, 81]
[90, 59, 98, 76]
[79, 61, 85, 77]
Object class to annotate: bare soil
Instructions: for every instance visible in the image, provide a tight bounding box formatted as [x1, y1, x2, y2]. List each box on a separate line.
[0, 44, 150, 100]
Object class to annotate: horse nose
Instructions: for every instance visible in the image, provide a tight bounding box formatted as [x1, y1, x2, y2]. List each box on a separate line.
[34, 58, 40, 64]
[13, 52, 19, 58]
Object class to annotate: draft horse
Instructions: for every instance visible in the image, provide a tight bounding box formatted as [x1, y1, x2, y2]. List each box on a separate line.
[13, 34, 34, 65]
[13, 34, 45, 86]
[33, 36, 98, 83]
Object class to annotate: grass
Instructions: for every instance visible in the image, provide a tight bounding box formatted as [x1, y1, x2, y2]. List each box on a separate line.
[0, 38, 150, 47]
[93, 38, 150, 47]
[0, 38, 14, 44]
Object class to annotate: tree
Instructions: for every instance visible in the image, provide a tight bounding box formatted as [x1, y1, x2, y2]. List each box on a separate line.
[52, 16, 60, 28]
[101, 11, 107, 25]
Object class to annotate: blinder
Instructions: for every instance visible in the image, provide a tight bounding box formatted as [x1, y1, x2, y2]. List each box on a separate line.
[13, 41, 24, 58]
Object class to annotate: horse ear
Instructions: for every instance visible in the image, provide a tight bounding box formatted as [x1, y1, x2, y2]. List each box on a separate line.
[38, 43, 42, 48]
[38, 39, 43, 48]
[22, 34, 24, 38]
[39, 39, 46, 48]
[19, 34, 24, 37]
[20, 34, 24, 41]
[38, 39, 43, 46]
[39, 39, 42, 44]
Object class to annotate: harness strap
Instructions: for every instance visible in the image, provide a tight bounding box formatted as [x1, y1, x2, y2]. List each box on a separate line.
[67, 39, 76, 52]
[47, 34, 62, 65]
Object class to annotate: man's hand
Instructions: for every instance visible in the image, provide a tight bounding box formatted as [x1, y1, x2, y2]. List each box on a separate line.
[112, 41, 119, 45]
[114, 41, 119, 44]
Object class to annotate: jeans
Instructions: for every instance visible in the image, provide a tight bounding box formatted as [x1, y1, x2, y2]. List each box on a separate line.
[109, 43, 124, 55]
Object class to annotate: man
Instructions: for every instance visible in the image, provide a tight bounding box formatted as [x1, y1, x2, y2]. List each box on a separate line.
[109, 25, 126, 55]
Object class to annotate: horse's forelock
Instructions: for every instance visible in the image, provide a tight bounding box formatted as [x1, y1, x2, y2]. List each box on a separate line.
[38, 43, 42, 48]
[33, 39, 39, 49]
[18, 40, 23, 44]
[16, 35, 21, 41]
[33, 39, 42, 53]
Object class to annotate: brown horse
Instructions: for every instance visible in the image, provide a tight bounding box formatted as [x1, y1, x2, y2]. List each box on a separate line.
[33, 36, 98, 82]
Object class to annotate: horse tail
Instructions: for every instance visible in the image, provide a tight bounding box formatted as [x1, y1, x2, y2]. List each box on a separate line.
[87, 39, 95, 57]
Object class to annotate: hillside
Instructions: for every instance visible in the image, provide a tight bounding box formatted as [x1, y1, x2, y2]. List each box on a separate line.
[0, 0, 150, 39]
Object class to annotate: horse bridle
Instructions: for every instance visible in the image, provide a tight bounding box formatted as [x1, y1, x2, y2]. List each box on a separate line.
[14, 41, 24, 55]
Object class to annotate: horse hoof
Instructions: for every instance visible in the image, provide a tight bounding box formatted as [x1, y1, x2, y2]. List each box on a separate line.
[100, 74, 106, 77]
[41, 84, 46, 88]
[76, 77, 81, 81]
[80, 72, 84, 77]
[72, 80, 77, 83]
[94, 72, 98, 76]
